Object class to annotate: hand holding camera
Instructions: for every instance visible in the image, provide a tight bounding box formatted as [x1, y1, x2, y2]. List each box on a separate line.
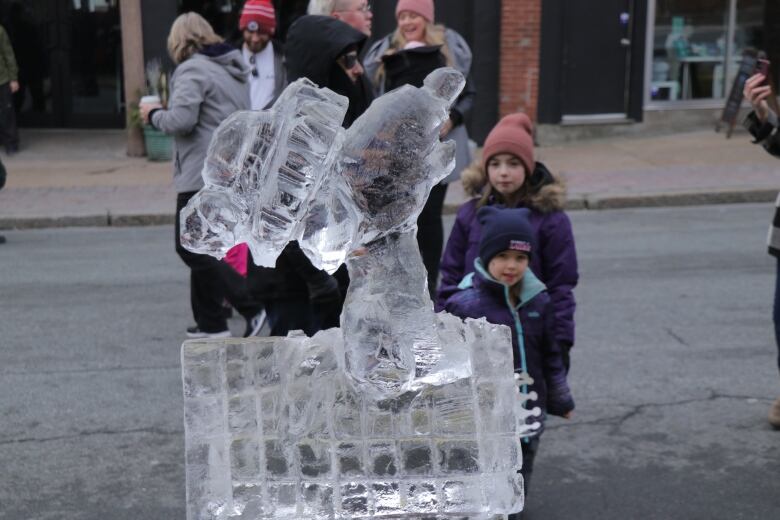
[139, 95, 163, 125]
[744, 59, 774, 123]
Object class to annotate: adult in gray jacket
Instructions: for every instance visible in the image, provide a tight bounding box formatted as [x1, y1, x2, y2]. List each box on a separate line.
[140, 12, 263, 339]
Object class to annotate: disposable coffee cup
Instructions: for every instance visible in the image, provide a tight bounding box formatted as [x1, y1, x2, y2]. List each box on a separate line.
[140, 95, 161, 105]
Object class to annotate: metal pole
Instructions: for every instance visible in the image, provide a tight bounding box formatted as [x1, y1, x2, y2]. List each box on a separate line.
[723, 0, 737, 100]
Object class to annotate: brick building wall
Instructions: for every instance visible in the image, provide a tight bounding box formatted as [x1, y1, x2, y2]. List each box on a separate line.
[499, 0, 542, 121]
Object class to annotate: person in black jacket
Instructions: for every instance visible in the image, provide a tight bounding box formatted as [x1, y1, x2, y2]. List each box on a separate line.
[246, 15, 373, 336]
[744, 70, 780, 429]
[285, 15, 373, 127]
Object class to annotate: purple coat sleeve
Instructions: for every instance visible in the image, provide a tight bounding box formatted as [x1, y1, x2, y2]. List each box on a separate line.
[541, 299, 574, 417]
[537, 211, 579, 347]
[436, 203, 473, 311]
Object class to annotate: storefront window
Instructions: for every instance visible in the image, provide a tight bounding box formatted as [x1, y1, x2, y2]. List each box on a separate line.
[651, 0, 729, 101]
[649, 0, 766, 103]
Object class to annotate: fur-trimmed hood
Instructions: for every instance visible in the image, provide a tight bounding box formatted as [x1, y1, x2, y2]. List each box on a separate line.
[460, 157, 567, 214]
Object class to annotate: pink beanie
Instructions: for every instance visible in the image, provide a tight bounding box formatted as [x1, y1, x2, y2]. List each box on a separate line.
[481, 113, 535, 174]
[395, 0, 435, 22]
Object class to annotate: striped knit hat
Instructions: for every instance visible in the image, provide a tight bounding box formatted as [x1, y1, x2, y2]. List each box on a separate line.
[239, 0, 276, 34]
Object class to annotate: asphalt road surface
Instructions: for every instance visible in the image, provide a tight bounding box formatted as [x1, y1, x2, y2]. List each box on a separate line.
[0, 203, 778, 520]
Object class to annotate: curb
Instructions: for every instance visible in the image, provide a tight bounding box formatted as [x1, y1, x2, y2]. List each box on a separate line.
[443, 188, 778, 214]
[0, 213, 175, 230]
[1, 189, 777, 230]
[579, 188, 778, 210]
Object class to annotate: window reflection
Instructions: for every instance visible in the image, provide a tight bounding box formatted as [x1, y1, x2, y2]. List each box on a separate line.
[727, 0, 765, 88]
[651, 0, 729, 101]
[650, 0, 766, 103]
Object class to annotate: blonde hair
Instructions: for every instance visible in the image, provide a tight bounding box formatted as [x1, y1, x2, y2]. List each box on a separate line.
[167, 12, 223, 64]
[374, 22, 454, 87]
[308, 0, 356, 15]
[307, 0, 337, 15]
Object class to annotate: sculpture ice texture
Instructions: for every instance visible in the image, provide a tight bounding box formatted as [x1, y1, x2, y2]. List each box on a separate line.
[178, 80, 350, 271]
[180, 69, 539, 519]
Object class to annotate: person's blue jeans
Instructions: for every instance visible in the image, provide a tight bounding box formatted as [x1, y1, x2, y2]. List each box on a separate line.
[775, 259, 780, 374]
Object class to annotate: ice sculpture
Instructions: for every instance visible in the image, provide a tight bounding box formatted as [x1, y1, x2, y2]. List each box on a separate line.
[180, 69, 540, 519]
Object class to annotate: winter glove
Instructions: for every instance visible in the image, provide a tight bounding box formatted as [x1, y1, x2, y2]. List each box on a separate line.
[546, 382, 575, 418]
[280, 242, 342, 304]
[306, 269, 341, 304]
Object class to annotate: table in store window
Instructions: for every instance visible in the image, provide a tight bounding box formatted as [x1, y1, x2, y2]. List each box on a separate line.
[679, 55, 741, 99]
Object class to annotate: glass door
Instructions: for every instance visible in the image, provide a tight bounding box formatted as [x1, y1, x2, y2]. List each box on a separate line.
[6, 0, 123, 128]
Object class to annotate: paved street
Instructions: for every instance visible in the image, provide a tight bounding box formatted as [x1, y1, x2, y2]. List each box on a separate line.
[1, 203, 778, 520]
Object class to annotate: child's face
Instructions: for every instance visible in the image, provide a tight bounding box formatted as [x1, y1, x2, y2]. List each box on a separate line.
[487, 250, 529, 286]
[487, 153, 527, 197]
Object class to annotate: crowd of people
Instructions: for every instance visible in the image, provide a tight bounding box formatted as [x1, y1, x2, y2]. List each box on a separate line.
[138, 0, 509, 343]
[0, 0, 776, 513]
[136, 1, 579, 509]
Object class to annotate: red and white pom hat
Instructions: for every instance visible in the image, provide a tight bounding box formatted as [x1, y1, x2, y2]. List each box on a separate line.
[239, 0, 276, 35]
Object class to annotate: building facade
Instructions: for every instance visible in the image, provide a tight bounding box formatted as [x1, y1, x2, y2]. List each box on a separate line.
[504, 0, 773, 140]
[3, 0, 772, 142]
[3, 0, 500, 142]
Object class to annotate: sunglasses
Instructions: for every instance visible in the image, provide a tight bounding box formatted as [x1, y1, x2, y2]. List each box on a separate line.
[249, 54, 258, 77]
[340, 52, 359, 69]
[335, 2, 371, 14]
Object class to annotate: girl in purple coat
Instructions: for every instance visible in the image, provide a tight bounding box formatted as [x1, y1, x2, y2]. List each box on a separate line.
[437, 113, 579, 368]
[444, 206, 574, 505]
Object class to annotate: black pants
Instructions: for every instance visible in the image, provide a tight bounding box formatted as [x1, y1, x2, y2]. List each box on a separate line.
[775, 259, 780, 374]
[0, 82, 18, 151]
[416, 182, 448, 297]
[508, 436, 541, 520]
[520, 436, 540, 494]
[176, 191, 259, 332]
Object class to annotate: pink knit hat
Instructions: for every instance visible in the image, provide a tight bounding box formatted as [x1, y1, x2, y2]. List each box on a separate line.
[482, 113, 535, 174]
[239, 0, 276, 34]
[395, 0, 435, 22]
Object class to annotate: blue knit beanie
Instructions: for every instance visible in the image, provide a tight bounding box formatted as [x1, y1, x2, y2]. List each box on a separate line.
[477, 206, 535, 266]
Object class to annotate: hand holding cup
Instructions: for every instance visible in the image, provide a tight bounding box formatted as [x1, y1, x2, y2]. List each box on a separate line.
[139, 95, 163, 125]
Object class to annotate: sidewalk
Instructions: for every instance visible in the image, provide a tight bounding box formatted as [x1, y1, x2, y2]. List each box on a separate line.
[1, 127, 778, 230]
